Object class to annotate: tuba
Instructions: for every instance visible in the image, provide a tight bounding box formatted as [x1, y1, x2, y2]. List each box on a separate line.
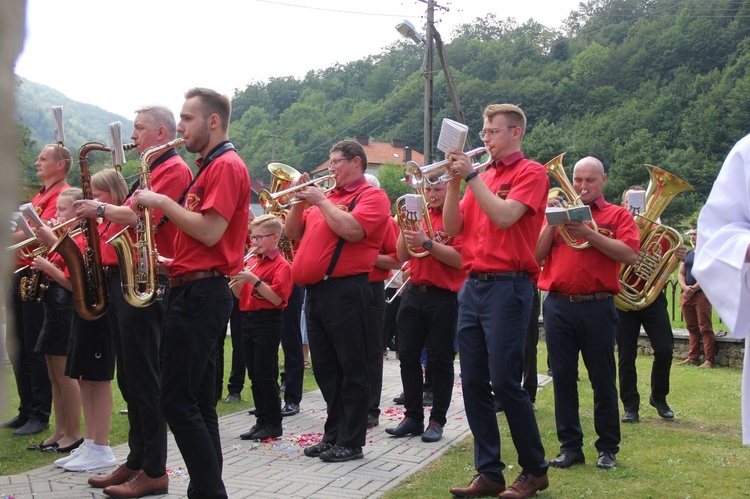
[395, 164, 436, 258]
[258, 163, 302, 262]
[614, 165, 693, 311]
[545, 153, 598, 249]
[108, 138, 185, 307]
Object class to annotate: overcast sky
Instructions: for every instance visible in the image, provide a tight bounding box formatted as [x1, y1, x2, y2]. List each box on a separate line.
[15, 0, 583, 118]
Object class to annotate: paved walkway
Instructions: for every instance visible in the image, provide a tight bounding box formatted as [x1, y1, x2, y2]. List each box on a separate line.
[0, 355, 551, 498]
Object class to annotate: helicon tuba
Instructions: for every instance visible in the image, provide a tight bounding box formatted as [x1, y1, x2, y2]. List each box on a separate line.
[614, 165, 693, 312]
[395, 163, 436, 258]
[108, 138, 185, 307]
[545, 153, 598, 249]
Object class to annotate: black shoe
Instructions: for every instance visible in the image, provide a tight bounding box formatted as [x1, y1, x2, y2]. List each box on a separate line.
[247, 407, 257, 416]
[1, 415, 28, 429]
[252, 424, 282, 441]
[650, 396, 674, 419]
[621, 410, 639, 423]
[549, 450, 586, 469]
[392, 392, 405, 405]
[596, 452, 617, 469]
[366, 414, 379, 428]
[494, 399, 504, 413]
[303, 441, 333, 457]
[27, 441, 58, 451]
[12, 419, 49, 436]
[422, 390, 433, 407]
[224, 392, 241, 403]
[385, 417, 424, 437]
[319, 445, 364, 462]
[281, 403, 300, 417]
[421, 421, 443, 442]
[51, 438, 83, 453]
[240, 424, 262, 440]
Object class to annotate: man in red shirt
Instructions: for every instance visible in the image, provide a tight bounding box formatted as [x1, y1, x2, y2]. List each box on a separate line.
[444, 104, 550, 499]
[386, 175, 465, 443]
[133, 88, 250, 499]
[75, 105, 193, 497]
[286, 140, 390, 463]
[3, 144, 70, 436]
[536, 156, 639, 471]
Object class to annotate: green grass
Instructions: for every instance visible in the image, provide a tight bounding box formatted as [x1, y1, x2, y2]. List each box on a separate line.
[0, 338, 318, 476]
[385, 343, 749, 498]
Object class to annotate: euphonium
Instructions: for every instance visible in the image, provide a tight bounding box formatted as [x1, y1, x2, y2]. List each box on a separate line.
[614, 165, 693, 312]
[259, 163, 302, 262]
[545, 153, 598, 249]
[108, 138, 185, 307]
[395, 167, 435, 258]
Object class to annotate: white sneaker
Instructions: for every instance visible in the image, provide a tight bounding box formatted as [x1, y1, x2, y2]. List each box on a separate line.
[63, 445, 116, 472]
[54, 440, 91, 468]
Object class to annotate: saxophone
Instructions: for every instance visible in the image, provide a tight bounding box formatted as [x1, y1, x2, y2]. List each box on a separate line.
[108, 138, 185, 307]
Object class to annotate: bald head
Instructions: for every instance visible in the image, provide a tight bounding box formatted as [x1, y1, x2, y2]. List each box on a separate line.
[572, 156, 607, 204]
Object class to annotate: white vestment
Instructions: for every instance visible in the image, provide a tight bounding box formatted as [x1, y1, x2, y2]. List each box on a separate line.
[694, 133, 750, 446]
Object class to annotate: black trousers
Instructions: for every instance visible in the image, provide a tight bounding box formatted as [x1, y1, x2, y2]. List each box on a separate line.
[383, 287, 401, 351]
[7, 271, 51, 423]
[366, 281, 386, 418]
[109, 273, 168, 477]
[305, 274, 370, 448]
[227, 296, 247, 395]
[397, 284, 457, 426]
[280, 285, 304, 405]
[160, 276, 232, 499]
[617, 292, 674, 411]
[523, 286, 541, 403]
[544, 295, 620, 455]
[242, 309, 283, 427]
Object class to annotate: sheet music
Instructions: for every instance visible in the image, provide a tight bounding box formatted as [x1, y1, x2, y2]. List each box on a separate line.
[627, 190, 646, 215]
[52, 106, 64, 145]
[109, 122, 127, 168]
[437, 118, 468, 153]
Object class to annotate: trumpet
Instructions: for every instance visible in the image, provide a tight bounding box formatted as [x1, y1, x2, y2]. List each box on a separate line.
[7, 218, 81, 257]
[404, 147, 491, 188]
[228, 248, 259, 289]
[258, 174, 336, 210]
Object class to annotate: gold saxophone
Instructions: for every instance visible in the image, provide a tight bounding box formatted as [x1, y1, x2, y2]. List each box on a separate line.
[108, 138, 185, 307]
[614, 165, 693, 311]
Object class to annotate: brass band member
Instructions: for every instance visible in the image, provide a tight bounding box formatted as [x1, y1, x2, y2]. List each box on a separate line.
[536, 157, 639, 471]
[286, 140, 390, 463]
[386, 174, 465, 443]
[444, 104, 550, 499]
[3, 144, 71, 436]
[75, 106, 193, 497]
[133, 88, 250, 499]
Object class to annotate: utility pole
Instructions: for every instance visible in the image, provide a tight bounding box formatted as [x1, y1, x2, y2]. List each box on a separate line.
[423, 0, 435, 164]
[270, 132, 282, 162]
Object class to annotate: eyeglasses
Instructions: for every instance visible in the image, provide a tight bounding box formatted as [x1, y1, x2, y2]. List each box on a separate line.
[478, 127, 517, 140]
[329, 157, 350, 168]
[251, 234, 276, 242]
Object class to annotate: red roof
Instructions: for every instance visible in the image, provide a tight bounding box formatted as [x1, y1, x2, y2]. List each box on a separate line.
[312, 137, 425, 174]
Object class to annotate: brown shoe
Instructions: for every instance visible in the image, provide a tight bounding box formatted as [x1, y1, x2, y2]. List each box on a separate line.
[88, 463, 139, 488]
[450, 473, 506, 497]
[499, 473, 549, 498]
[103, 470, 168, 498]
[677, 358, 700, 366]
[698, 361, 714, 368]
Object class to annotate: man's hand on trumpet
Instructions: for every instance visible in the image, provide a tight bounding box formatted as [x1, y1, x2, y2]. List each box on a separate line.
[444, 148, 473, 182]
[291, 172, 327, 207]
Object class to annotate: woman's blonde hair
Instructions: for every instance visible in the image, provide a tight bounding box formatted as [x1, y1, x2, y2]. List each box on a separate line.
[91, 169, 128, 205]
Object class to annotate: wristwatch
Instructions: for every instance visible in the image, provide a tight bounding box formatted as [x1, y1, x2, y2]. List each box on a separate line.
[422, 239, 433, 251]
[96, 203, 107, 217]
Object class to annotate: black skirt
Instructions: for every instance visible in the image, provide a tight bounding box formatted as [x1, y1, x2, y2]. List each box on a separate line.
[36, 283, 74, 356]
[65, 303, 116, 381]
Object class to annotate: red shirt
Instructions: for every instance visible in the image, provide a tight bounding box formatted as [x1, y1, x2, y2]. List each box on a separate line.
[125, 152, 193, 259]
[537, 196, 640, 294]
[369, 216, 399, 283]
[62, 231, 86, 279]
[169, 148, 250, 277]
[292, 176, 390, 286]
[17, 182, 70, 268]
[238, 248, 293, 312]
[409, 208, 467, 293]
[99, 220, 123, 266]
[459, 152, 549, 279]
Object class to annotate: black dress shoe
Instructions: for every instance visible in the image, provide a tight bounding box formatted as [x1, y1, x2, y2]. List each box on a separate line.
[281, 403, 300, 417]
[596, 452, 617, 469]
[549, 450, 585, 468]
[303, 441, 332, 457]
[392, 392, 405, 405]
[366, 414, 379, 428]
[650, 396, 674, 419]
[247, 407, 257, 415]
[1, 415, 28, 429]
[252, 424, 282, 441]
[223, 393, 241, 403]
[621, 410, 639, 423]
[27, 441, 58, 451]
[319, 445, 363, 462]
[421, 421, 443, 442]
[240, 424, 262, 440]
[12, 419, 49, 436]
[422, 390, 433, 407]
[385, 417, 424, 437]
[51, 438, 83, 453]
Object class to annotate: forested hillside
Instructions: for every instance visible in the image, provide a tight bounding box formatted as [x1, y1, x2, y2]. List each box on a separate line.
[229, 0, 750, 227]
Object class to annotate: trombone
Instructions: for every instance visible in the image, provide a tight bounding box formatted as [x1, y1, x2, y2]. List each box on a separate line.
[258, 174, 336, 211]
[403, 147, 491, 188]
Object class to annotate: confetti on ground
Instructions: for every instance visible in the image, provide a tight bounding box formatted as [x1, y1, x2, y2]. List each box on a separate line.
[167, 467, 189, 482]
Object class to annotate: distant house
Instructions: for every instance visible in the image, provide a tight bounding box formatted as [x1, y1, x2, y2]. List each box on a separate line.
[311, 136, 424, 178]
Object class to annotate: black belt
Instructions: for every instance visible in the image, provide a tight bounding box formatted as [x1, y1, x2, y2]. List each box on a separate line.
[469, 271, 528, 281]
[412, 284, 454, 294]
[169, 269, 223, 288]
[103, 265, 120, 275]
[549, 291, 612, 302]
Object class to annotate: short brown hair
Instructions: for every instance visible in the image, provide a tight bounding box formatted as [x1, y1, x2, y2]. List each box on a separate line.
[44, 144, 73, 173]
[483, 104, 527, 136]
[184, 88, 231, 133]
[330, 140, 367, 172]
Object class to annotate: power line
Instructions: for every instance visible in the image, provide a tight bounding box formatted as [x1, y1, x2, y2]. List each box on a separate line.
[256, 0, 411, 18]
